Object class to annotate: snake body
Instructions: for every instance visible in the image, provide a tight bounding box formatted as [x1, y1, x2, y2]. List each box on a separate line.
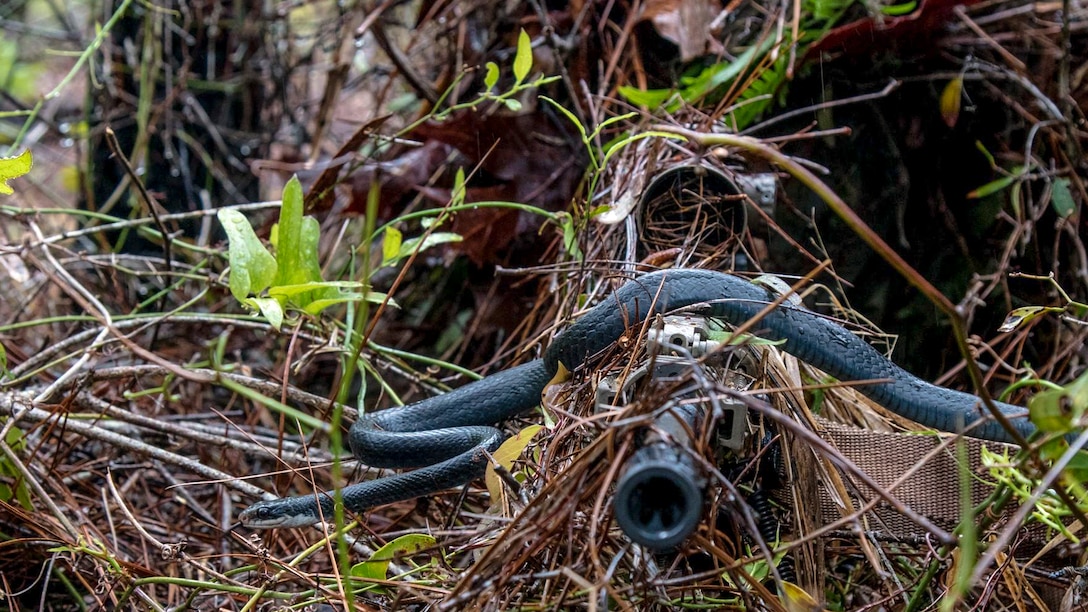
[239, 269, 1033, 528]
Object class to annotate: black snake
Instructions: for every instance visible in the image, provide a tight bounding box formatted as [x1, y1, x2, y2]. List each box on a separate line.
[239, 269, 1032, 528]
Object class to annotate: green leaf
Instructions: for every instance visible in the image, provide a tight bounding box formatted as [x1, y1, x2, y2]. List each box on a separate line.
[503, 98, 522, 112]
[513, 29, 532, 84]
[5, 425, 25, 451]
[595, 111, 639, 133]
[0, 148, 32, 195]
[599, 131, 686, 170]
[729, 44, 791, 129]
[617, 86, 675, 109]
[398, 232, 463, 261]
[274, 176, 311, 288]
[247, 297, 284, 331]
[302, 293, 390, 316]
[562, 216, 577, 253]
[781, 582, 822, 610]
[1052, 178, 1076, 218]
[679, 40, 768, 103]
[881, 0, 918, 15]
[486, 425, 543, 510]
[719, 330, 788, 347]
[974, 141, 997, 168]
[1031, 387, 1074, 431]
[451, 168, 467, 207]
[382, 227, 403, 267]
[1029, 371, 1088, 434]
[588, 204, 612, 218]
[300, 216, 335, 301]
[997, 305, 1066, 332]
[381, 228, 462, 268]
[967, 169, 1023, 199]
[0, 341, 7, 377]
[553, 212, 583, 260]
[351, 533, 437, 580]
[939, 78, 962, 128]
[364, 290, 394, 305]
[0, 427, 32, 510]
[268, 280, 362, 299]
[484, 61, 499, 90]
[808, 0, 852, 20]
[217, 208, 277, 301]
[1046, 448, 1088, 482]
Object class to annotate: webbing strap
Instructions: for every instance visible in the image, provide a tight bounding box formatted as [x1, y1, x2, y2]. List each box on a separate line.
[806, 418, 1053, 550]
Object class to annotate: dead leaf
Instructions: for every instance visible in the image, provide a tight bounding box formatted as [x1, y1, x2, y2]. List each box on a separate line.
[644, 0, 724, 62]
[940, 78, 963, 128]
[807, 0, 983, 61]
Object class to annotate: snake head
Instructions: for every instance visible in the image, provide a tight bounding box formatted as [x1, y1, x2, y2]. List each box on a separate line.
[239, 500, 318, 529]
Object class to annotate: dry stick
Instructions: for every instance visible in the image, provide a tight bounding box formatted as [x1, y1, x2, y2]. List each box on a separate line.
[0, 434, 79, 538]
[444, 437, 615, 606]
[103, 127, 174, 279]
[11, 201, 280, 249]
[24, 223, 214, 388]
[8, 317, 327, 383]
[22, 224, 124, 403]
[73, 392, 321, 466]
[970, 59, 1065, 122]
[103, 125, 172, 349]
[651, 125, 1032, 450]
[371, 18, 438, 105]
[0, 389, 266, 499]
[745, 260, 911, 565]
[62, 364, 345, 417]
[105, 470, 244, 589]
[760, 355, 896, 579]
[526, 0, 590, 128]
[1058, 0, 1085, 166]
[952, 6, 1026, 73]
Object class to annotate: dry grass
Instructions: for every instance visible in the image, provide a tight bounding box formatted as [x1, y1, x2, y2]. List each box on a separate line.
[2, 0, 1087, 610]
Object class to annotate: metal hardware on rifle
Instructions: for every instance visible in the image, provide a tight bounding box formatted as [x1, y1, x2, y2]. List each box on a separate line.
[613, 404, 705, 551]
[599, 314, 753, 550]
[733, 172, 778, 211]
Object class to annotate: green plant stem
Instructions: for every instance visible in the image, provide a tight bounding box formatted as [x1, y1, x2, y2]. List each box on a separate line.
[368, 341, 480, 380]
[216, 377, 329, 432]
[327, 179, 384, 612]
[240, 521, 359, 612]
[131, 577, 299, 598]
[2, 201, 279, 255]
[371, 200, 559, 239]
[8, 0, 136, 152]
[905, 481, 1016, 610]
[1010, 271, 1088, 315]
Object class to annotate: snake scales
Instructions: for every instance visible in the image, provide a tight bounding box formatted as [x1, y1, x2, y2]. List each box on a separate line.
[239, 269, 1031, 528]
